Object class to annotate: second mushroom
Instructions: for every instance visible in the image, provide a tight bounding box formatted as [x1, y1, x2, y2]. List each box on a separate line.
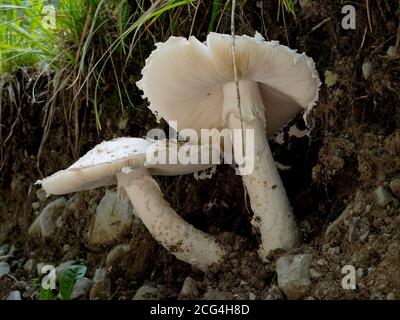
[137, 32, 320, 259]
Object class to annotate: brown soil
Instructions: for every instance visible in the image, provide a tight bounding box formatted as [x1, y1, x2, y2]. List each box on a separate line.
[1, 0, 400, 300]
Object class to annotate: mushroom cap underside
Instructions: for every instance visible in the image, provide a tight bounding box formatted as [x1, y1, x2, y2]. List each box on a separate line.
[137, 32, 320, 135]
[37, 137, 216, 195]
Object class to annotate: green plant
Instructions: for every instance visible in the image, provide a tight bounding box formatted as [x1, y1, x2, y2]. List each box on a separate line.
[39, 264, 87, 300]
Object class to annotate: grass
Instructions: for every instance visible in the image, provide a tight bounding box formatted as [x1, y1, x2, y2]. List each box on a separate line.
[0, 0, 195, 166]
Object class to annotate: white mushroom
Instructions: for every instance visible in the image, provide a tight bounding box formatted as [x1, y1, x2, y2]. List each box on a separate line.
[36, 137, 226, 271]
[137, 32, 320, 259]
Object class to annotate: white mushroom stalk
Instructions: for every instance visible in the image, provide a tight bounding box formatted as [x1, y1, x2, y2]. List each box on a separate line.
[116, 168, 225, 270]
[137, 32, 321, 259]
[36, 137, 226, 271]
[223, 80, 299, 257]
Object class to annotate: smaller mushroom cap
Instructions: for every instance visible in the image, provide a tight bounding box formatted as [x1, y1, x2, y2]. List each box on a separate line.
[37, 137, 217, 195]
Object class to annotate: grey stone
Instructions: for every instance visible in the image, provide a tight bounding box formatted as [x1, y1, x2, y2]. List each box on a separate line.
[387, 46, 397, 59]
[90, 278, 111, 300]
[374, 186, 392, 208]
[325, 202, 352, 237]
[276, 254, 312, 300]
[389, 179, 400, 198]
[178, 277, 199, 300]
[0, 261, 10, 278]
[70, 277, 93, 300]
[0, 244, 10, 256]
[29, 197, 67, 239]
[31, 202, 41, 211]
[23, 259, 35, 274]
[6, 290, 22, 300]
[93, 268, 107, 283]
[106, 244, 130, 266]
[132, 285, 159, 300]
[362, 60, 372, 79]
[88, 191, 134, 246]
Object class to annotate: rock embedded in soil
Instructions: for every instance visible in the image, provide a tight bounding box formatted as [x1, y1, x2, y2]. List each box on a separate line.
[88, 190, 134, 246]
[0, 261, 11, 278]
[23, 259, 35, 274]
[324, 70, 338, 87]
[276, 254, 312, 300]
[389, 179, 400, 198]
[29, 197, 67, 239]
[0, 244, 10, 256]
[132, 285, 159, 300]
[70, 277, 93, 300]
[362, 59, 372, 79]
[178, 277, 199, 300]
[374, 186, 392, 208]
[106, 244, 130, 267]
[6, 290, 22, 300]
[90, 268, 111, 300]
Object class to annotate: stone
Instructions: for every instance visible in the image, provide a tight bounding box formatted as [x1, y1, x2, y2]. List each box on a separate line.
[387, 46, 397, 59]
[0, 244, 10, 256]
[276, 254, 312, 300]
[389, 179, 400, 198]
[374, 186, 392, 208]
[249, 292, 256, 300]
[310, 268, 322, 279]
[325, 202, 352, 237]
[263, 285, 284, 300]
[90, 278, 111, 300]
[6, 290, 22, 300]
[93, 268, 107, 283]
[70, 277, 93, 299]
[29, 197, 67, 239]
[178, 277, 199, 300]
[106, 244, 130, 266]
[324, 70, 338, 87]
[362, 60, 372, 79]
[88, 191, 134, 245]
[132, 285, 159, 300]
[0, 261, 10, 278]
[23, 259, 35, 274]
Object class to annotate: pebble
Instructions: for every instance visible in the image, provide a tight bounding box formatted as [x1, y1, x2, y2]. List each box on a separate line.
[362, 59, 372, 79]
[6, 290, 22, 300]
[0, 244, 10, 256]
[90, 278, 111, 300]
[0, 261, 11, 278]
[29, 197, 67, 239]
[276, 254, 312, 300]
[389, 179, 400, 198]
[178, 277, 199, 300]
[387, 46, 397, 59]
[132, 285, 159, 300]
[106, 244, 130, 266]
[70, 277, 93, 299]
[310, 268, 322, 279]
[88, 191, 134, 246]
[36, 188, 48, 202]
[324, 70, 338, 87]
[374, 186, 392, 208]
[23, 259, 35, 274]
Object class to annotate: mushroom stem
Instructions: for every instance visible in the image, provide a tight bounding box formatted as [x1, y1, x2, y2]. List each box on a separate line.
[222, 80, 300, 259]
[116, 168, 226, 271]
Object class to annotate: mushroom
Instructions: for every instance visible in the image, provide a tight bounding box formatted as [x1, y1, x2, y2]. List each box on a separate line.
[137, 32, 320, 259]
[36, 137, 226, 271]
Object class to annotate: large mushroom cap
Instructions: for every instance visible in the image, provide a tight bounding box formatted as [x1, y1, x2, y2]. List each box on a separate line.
[37, 137, 216, 195]
[137, 32, 320, 135]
